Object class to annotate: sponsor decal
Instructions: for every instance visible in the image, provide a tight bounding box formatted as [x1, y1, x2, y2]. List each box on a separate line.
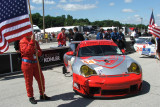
[136, 44, 149, 52]
[81, 59, 96, 64]
[94, 66, 103, 75]
[39, 53, 60, 63]
[142, 48, 151, 55]
[94, 66, 103, 71]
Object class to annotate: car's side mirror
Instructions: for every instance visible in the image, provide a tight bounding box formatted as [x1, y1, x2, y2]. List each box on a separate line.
[66, 51, 74, 56]
[121, 49, 126, 54]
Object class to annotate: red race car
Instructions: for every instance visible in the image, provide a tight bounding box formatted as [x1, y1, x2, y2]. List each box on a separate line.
[63, 40, 142, 98]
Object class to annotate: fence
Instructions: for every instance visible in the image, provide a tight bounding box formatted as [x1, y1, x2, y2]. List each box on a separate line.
[0, 47, 69, 76]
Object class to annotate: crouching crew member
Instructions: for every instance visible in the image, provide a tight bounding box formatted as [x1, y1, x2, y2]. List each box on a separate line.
[19, 34, 50, 104]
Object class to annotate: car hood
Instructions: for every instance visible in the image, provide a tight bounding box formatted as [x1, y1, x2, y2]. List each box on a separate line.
[75, 55, 137, 75]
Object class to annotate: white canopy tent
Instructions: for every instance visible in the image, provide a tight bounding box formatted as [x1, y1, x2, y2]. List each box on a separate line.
[41, 26, 78, 33]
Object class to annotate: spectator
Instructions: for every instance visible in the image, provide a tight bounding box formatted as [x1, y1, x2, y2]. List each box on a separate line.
[130, 29, 136, 39]
[96, 28, 104, 40]
[67, 29, 74, 42]
[104, 29, 111, 40]
[57, 28, 66, 47]
[130, 29, 137, 45]
[44, 33, 48, 43]
[137, 29, 141, 37]
[38, 33, 43, 44]
[111, 28, 119, 45]
[118, 30, 126, 49]
[73, 27, 85, 41]
[48, 33, 52, 42]
[37, 32, 42, 44]
[51, 32, 55, 38]
[142, 29, 149, 36]
[83, 31, 90, 40]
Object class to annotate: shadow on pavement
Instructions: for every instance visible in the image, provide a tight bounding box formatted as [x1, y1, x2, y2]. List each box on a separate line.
[37, 92, 94, 107]
[57, 97, 93, 107]
[0, 73, 24, 81]
[125, 41, 136, 55]
[37, 80, 150, 106]
[97, 80, 150, 100]
[139, 80, 150, 95]
[41, 64, 63, 71]
[126, 51, 136, 55]
[139, 56, 155, 59]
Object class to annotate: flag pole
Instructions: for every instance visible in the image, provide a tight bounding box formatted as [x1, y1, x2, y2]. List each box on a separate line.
[27, 0, 45, 98]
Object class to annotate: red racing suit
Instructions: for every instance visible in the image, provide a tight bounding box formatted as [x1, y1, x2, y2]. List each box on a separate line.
[57, 32, 66, 46]
[19, 37, 45, 97]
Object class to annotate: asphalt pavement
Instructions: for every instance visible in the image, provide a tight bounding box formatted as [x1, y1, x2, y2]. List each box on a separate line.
[0, 38, 160, 107]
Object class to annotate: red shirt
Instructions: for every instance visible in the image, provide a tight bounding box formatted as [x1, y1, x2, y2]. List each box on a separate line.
[57, 32, 66, 45]
[19, 37, 42, 61]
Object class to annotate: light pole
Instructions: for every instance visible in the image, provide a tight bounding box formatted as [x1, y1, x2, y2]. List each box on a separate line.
[42, 0, 45, 35]
[140, 18, 143, 33]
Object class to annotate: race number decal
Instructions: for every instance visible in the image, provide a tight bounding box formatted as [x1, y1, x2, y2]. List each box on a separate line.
[136, 47, 142, 52]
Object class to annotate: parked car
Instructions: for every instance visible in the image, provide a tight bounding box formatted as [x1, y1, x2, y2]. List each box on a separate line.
[63, 40, 142, 98]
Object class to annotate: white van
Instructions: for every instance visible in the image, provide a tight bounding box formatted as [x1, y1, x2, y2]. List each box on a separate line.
[33, 25, 41, 33]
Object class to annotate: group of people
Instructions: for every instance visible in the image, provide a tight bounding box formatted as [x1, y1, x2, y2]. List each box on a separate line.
[130, 29, 152, 41]
[57, 27, 85, 47]
[34, 32, 56, 44]
[96, 28, 126, 50]
[57, 27, 126, 50]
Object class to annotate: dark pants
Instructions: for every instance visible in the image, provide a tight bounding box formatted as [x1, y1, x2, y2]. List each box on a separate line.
[118, 40, 126, 49]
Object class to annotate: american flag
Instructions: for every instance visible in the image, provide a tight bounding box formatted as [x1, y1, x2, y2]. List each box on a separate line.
[148, 11, 160, 38]
[149, 11, 155, 25]
[0, 0, 33, 54]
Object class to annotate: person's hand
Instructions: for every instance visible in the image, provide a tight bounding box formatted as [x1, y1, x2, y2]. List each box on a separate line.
[31, 34, 35, 40]
[16, 50, 20, 53]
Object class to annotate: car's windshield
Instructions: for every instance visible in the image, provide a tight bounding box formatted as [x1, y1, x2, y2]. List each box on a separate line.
[135, 38, 151, 44]
[78, 45, 122, 57]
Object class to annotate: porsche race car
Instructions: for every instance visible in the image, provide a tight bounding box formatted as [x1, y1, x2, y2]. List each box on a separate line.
[134, 36, 156, 56]
[63, 40, 142, 98]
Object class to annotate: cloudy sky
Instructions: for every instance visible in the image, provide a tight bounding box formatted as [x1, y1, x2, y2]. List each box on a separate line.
[30, 0, 160, 25]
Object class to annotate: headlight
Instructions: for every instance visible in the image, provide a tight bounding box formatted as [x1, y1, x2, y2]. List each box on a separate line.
[80, 65, 97, 77]
[128, 63, 141, 74]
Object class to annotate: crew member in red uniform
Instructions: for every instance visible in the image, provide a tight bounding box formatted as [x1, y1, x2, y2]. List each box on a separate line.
[57, 28, 66, 47]
[19, 34, 50, 104]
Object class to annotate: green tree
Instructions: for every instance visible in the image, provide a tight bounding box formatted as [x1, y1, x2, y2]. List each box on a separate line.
[31, 12, 148, 30]
[45, 15, 53, 28]
[65, 15, 73, 26]
[32, 13, 42, 26]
